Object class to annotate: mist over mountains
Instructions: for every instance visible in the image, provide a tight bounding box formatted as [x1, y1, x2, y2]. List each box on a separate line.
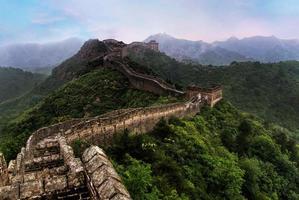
[2, 34, 299, 70]
[145, 33, 299, 65]
[0, 38, 83, 71]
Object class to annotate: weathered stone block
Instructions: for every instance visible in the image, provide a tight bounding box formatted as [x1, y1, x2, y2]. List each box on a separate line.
[20, 180, 42, 199]
[83, 146, 131, 199]
[110, 193, 131, 200]
[45, 175, 67, 193]
[23, 172, 37, 182]
[67, 171, 85, 188]
[84, 155, 108, 174]
[82, 146, 106, 163]
[0, 185, 18, 200]
[96, 178, 129, 199]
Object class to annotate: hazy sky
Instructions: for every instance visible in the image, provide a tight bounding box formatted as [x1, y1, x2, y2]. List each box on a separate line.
[1, 0, 299, 45]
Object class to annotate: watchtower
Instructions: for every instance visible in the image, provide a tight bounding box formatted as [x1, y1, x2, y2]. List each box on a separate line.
[186, 85, 223, 107]
[147, 40, 159, 51]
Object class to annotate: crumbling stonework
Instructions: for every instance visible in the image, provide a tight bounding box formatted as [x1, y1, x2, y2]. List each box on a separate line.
[0, 42, 222, 199]
[0, 153, 8, 187]
[0, 136, 92, 199]
[83, 146, 131, 200]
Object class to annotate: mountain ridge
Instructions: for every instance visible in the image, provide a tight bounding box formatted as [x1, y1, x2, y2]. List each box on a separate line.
[0, 38, 83, 71]
[145, 33, 299, 65]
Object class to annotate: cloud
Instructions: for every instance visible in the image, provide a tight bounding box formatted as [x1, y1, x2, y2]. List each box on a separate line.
[1, 0, 299, 44]
[31, 13, 65, 25]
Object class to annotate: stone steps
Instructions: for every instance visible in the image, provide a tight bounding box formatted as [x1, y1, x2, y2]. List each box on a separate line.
[24, 153, 64, 172]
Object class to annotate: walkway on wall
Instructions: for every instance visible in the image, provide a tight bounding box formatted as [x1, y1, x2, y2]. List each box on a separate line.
[104, 54, 185, 96]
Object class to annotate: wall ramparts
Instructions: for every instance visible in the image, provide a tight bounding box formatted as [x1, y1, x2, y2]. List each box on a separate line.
[82, 146, 131, 199]
[25, 99, 202, 159]
[104, 57, 184, 96]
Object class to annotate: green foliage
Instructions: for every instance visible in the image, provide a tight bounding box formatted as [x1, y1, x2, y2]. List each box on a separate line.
[115, 155, 161, 200]
[0, 68, 176, 161]
[71, 139, 91, 157]
[130, 50, 299, 131]
[0, 67, 46, 103]
[107, 101, 299, 200]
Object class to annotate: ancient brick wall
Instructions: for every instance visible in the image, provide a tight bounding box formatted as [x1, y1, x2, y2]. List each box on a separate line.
[25, 99, 202, 157]
[82, 146, 131, 199]
[0, 153, 8, 187]
[0, 41, 223, 199]
[1, 136, 91, 199]
[103, 55, 184, 96]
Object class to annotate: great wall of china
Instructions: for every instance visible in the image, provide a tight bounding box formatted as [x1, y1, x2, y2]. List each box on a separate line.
[0, 40, 222, 199]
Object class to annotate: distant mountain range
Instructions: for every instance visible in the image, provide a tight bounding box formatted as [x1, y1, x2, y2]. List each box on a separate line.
[0, 38, 83, 72]
[145, 33, 299, 65]
[2, 34, 299, 70]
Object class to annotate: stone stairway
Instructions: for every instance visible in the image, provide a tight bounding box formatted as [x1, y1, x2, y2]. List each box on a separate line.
[1, 136, 93, 199]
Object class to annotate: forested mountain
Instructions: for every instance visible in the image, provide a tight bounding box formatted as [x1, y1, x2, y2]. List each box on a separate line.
[128, 47, 299, 131]
[0, 39, 297, 199]
[0, 39, 109, 131]
[0, 38, 83, 72]
[146, 33, 299, 65]
[0, 67, 46, 103]
[107, 101, 299, 199]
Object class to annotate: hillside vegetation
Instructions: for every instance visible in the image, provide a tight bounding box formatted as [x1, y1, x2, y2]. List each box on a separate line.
[0, 67, 46, 103]
[0, 39, 110, 132]
[129, 49, 299, 131]
[106, 101, 299, 200]
[0, 68, 177, 161]
[0, 39, 298, 199]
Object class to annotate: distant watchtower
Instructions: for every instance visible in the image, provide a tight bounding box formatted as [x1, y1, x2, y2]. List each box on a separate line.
[147, 40, 159, 51]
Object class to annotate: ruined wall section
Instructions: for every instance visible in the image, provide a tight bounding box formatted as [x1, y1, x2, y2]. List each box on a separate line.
[0, 136, 91, 199]
[82, 146, 131, 200]
[0, 153, 8, 187]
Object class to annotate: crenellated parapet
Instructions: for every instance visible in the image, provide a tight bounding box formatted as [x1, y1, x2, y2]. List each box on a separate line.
[0, 97, 207, 199]
[0, 43, 223, 198]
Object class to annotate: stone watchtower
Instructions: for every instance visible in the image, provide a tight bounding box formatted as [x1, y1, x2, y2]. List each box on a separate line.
[185, 85, 223, 107]
[147, 40, 159, 51]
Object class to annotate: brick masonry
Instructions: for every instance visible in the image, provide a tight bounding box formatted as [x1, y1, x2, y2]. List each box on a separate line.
[0, 41, 222, 199]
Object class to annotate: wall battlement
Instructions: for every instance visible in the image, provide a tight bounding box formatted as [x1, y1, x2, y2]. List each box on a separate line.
[0, 44, 223, 199]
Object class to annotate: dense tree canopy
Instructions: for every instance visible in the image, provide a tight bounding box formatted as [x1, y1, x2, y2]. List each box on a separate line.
[104, 101, 299, 200]
[129, 49, 299, 132]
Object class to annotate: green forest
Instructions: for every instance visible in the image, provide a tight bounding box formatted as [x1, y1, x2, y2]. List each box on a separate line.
[0, 44, 298, 200]
[0, 67, 46, 103]
[105, 101, 299, 200]
[0, 68, 177, 161]
[129, 49, 299, 132]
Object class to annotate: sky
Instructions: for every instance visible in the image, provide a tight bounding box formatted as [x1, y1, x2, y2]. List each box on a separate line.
[0, 0, 299, 45]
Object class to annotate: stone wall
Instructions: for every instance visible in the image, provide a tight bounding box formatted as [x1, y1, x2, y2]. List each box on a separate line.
[104, 56, 184, 96]
[0, 153, 8, 187]
[82, 146, 131, 200]
[0, 41, 223, 199]
[186, 85, 223, 107]
[25, 99, 202, 159]
[0, 136, 91, 199]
